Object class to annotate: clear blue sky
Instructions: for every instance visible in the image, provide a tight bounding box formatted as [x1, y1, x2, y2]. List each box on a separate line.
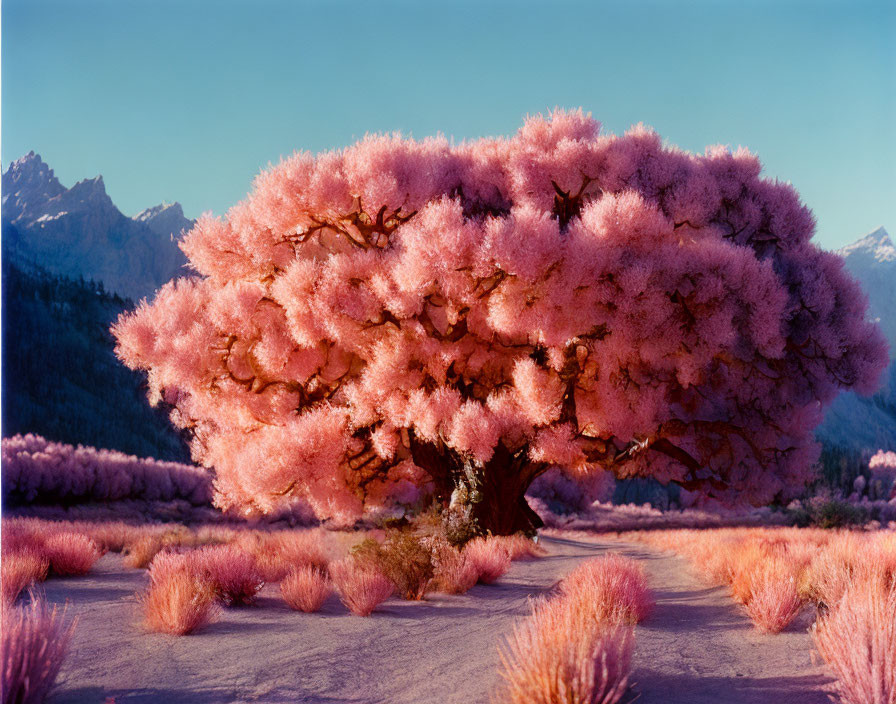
[3, 0, 893, 249]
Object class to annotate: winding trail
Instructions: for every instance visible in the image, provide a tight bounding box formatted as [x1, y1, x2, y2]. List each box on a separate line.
[42, 534, 833, 703]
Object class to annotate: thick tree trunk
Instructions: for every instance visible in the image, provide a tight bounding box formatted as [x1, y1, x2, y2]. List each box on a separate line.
[407, 432, 545, 537]
[457, 444, 545, 537]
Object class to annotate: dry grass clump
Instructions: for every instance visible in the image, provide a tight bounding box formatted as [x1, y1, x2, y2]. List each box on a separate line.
[1, 549, 49, 605]
[492, 535, 546, 561]
[42, 532, 102, 576]
[140, 552, 219, 635]
[329, 558, 393, 616]
[464, 537, 512, 584]
[559, 553, 654, 625]
[280, 567, 331, 613]
[746, 571, 803, 634]
[432, 544, 480, 594]
[813, 581, 896, 704]
[352, 531, 435, 600]
[497, 553, 643, 704]
[191, 544, 265, 606]
[1, 596, 76, 704]
[244, 530, 331, 583]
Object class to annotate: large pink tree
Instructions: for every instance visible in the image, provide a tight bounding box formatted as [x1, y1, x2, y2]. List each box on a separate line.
[113, 110, 888, 535]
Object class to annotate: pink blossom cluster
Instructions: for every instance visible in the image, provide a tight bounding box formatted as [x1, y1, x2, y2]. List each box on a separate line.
[112, 110, 888, 521]
[1, 434, 212, 506]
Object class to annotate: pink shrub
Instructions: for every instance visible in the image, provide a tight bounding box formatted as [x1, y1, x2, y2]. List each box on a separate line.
[432, 546, 480, 595]
[329, 558, 393, 616]
[464, 538, 512, 584]
[141, 553, 219, 635]
[1, 596, 76, 704]
[42, 532, 102, 577]
[1, 549, 49, 605]
[813, 582, 896, 704]
[191, 545, 265, 606]
[499, 595, 634, 704]
[746, 572, 803, 634]
[560, 554, 654, 624]
[280, 567, 331, 612]
[493, 535, 546, 561]
[1, 433, 212, 506]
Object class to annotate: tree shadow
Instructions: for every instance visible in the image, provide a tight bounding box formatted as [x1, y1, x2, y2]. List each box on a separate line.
[631, 670, 833, 704]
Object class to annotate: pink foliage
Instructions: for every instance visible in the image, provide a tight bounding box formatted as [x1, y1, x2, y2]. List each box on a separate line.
[813, 582, 896, 704]
[1, 550, 49, 605]
[499, 593, 634, 704]
[870, 451, 896, 500]
[463, 538, 512, 584]
[280, 566, 331, 612]
[745, 572, 803, 634]
[191, 545, 265, 606]
[112, 111, 888, 523]
[560, 553, 654, 624]
[329, 558, 393, 616]
[1, 434, 212, 505]
[141, 552, 219, 635]
[432, 547, 480, 594]
[42, 532, 102, 577]
[1, 596, 75, 704]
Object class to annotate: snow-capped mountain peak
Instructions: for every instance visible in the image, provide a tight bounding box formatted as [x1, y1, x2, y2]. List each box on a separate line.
[134, 201, 192, 241]
[2, 152, 192, 301]
[837, 226, 895, 263]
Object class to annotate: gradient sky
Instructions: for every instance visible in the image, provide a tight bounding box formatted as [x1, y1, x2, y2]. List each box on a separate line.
[2, 0, 893, 250]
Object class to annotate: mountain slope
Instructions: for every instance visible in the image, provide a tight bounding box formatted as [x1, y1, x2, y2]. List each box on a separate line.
[1, 228, 190, 462]
[815, 226, 896, 454]
[2, 152, 192, 301]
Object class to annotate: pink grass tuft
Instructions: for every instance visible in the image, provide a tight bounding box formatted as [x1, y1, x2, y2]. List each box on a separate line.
[141, 552, 219, 635]
[280, 567, 331, 613]
[42, 532, 102, 577]
[813, 582, 896, 704]
[1, 595, 76, 704]
[191, 544, 265, 606]
[464, 538, 512, 584]
[746, 572, 803, 634]
[1, 549, 49, 605]
[329, 558, 393, 616]
[560, 553, 654, 624]
[433, 547, 480, 595]
[498, 595, 634, 704]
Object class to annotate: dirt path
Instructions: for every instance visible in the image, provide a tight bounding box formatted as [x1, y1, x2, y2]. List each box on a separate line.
[41, 534, 833, 704]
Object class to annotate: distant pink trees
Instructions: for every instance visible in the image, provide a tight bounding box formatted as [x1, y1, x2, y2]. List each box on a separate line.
[112, 110, 888, 535]
[1, 434, 212, 506]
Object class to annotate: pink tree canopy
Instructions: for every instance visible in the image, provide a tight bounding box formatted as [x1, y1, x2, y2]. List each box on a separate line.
[113, 110, 888, 532]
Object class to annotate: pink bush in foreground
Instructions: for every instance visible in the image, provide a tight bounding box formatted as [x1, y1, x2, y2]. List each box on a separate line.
[192, 545, 265, 606]
[1, 549, 49, 605]
[329, 559, 393, 616]
[141, 553, 218, 635]
[42, 532, 102, 577]
[1, 596, 76, 704]
[813, 582, 896, 704]
[280, 567, 331, 612]
[499, 595, 634, 704]
[464, 538, 512, 584]
[560, 554, 653, 624]
[746, 572, 803, 634]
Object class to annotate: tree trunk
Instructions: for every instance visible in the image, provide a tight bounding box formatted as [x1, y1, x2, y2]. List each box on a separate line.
[460, 444, 545, 537]
[408, 432, 545, 537]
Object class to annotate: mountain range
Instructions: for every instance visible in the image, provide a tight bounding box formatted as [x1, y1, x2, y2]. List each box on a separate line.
[2, 152, 191, 301]
[0, 152, 893, 464]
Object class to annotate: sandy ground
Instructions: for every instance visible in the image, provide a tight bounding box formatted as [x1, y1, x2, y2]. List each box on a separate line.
[40, 534, 834, 704]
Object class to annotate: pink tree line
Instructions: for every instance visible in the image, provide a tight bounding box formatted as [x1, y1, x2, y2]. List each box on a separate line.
[1, 434, 212, 505]
[112, 109, 888, 535]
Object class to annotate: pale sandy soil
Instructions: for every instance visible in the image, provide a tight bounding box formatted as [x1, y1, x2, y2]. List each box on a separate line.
[40, 534, 834, 704]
